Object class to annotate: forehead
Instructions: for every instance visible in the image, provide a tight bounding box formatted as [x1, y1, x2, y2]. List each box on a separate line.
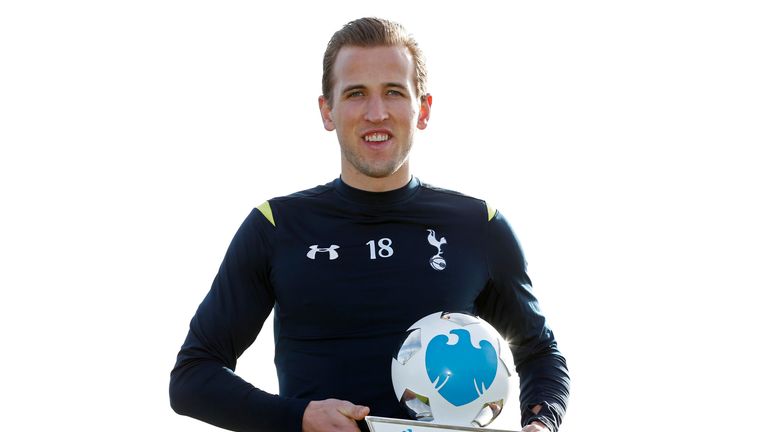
[332, 45, 416, 91]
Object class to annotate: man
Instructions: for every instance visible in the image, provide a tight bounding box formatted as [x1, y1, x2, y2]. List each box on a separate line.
[170, 17, 569, 432]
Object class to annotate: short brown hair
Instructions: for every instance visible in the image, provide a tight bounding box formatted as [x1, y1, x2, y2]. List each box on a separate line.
[322, 17, 428, 105]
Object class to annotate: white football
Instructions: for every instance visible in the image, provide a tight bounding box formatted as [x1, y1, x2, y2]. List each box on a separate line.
[391, 311, 517, 427]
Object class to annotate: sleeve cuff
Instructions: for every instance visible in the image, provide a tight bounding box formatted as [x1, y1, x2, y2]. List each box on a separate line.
[284, 397, 312, 432]
[523, 401, 561, 432]
[528, 415, 556, 432]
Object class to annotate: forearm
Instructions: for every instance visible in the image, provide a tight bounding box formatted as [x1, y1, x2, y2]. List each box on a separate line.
[517, 349, 570, 432]
[170, 358, 309, 431]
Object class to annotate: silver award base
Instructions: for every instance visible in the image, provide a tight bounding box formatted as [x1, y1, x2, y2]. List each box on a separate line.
[365, 416, 517, 432]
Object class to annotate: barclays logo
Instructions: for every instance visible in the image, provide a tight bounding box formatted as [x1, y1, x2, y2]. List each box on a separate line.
[425, 328, 497, 406]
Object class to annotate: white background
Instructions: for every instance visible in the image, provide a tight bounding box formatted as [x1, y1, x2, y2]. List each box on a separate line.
[1, 1, 766, 431]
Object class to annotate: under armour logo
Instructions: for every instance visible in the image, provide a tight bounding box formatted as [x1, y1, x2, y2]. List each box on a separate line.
[427, 229, 447, 271]
[307, 245, 340, 260]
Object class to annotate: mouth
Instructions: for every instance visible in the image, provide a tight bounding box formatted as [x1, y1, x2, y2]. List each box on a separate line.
[362, 130, 393, 146]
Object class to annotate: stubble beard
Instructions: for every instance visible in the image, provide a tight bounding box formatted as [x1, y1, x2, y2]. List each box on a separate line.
[341, 141, 412, 179]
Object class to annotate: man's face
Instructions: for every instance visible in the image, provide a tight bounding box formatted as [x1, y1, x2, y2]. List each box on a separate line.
[319, 45, 431, 186]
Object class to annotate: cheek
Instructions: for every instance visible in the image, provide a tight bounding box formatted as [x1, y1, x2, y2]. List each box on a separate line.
[406, 103, 421, 120]
[390, 104, 418, 124]
[334, 107, 357, 128]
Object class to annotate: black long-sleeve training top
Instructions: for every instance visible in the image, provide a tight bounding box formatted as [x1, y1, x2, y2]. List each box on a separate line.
[170, 177, 569, 432]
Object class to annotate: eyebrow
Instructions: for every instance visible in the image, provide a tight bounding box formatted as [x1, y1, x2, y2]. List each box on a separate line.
[341, 82, 409, 94]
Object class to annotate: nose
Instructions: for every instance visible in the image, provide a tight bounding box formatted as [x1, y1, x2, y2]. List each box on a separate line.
[364, 95, 389, 123]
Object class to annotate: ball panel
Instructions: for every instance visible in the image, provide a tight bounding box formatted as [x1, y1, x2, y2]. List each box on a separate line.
[391, 311, 516, 427]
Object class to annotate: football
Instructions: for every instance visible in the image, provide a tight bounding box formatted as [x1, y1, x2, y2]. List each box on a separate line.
[391, 311, 516, 428]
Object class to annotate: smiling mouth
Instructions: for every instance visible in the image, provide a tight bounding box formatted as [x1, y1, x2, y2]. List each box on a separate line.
[364, 132, 391, 142]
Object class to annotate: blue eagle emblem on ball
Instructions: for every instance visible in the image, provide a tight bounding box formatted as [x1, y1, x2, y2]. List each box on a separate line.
[425, 328, 497, 406]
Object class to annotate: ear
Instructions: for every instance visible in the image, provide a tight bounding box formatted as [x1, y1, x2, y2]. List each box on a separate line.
[417, 93, 432, 130]
[318, 95, 335, 131]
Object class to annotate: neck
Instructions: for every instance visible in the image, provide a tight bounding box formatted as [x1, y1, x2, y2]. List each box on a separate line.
[341, 163, 411, 192]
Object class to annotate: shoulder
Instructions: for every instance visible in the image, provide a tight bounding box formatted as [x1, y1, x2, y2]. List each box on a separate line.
[254, 181, 336, 228]
[418, 181, 497, 222]
[270, 181, 335, 203]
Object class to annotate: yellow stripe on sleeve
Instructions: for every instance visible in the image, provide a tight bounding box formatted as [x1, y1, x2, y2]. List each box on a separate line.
[256, 201, 276, 227]
[486, 202, 497, 221]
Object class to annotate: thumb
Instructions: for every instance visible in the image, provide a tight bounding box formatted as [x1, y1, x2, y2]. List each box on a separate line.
[337, 403, 370, 420]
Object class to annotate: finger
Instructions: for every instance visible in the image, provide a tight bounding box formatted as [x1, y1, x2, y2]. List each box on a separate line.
[337, 403, 370, 420]
[521, 423, 548, 432]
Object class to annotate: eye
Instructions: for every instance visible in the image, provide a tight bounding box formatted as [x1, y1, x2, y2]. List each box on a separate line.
[386, 89, 404, 97]
[346, 90, 364, 98]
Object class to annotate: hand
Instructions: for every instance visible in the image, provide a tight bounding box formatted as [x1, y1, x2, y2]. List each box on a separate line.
[301, 398, 370, 432]
[521, 420, 550, 432]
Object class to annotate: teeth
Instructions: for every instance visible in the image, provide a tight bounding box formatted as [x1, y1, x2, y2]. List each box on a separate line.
[364, 133, 390, 142]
